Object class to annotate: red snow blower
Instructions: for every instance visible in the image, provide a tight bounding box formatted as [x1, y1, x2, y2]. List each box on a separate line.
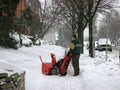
[39, 53, 72, 75]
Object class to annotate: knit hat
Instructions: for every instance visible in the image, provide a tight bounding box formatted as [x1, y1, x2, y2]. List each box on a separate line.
[72, 34, 77, 38]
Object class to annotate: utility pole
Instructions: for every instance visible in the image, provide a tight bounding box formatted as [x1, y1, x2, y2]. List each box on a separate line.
[119, 51, 120, 63]
[105, 25, 108, 61]
[105, 15, 111, 61]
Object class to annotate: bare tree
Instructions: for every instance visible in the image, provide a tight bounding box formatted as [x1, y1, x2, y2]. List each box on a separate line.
[53, 0, 89, 53]
[98, 9, 120, 44]
[36, 0, 64, 40]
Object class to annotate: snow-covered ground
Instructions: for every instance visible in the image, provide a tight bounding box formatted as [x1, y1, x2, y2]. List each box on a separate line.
[0, 44, 120, 90]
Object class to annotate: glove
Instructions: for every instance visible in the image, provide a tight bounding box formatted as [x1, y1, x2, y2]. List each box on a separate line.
[66, 53, 72, 57]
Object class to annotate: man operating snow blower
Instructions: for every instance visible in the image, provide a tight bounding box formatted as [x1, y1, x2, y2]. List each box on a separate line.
[67, 34, 82, 76]
[40, 34, 81, 76]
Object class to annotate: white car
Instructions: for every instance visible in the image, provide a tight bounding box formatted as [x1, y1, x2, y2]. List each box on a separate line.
[95, 38, 112, 52]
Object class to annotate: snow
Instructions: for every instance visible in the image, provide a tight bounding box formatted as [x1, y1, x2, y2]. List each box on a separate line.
[21, 34, 32, 45]
[0, 44, 120, 90]
[0, 62, 23, 76]
[9, 31, 20, 42]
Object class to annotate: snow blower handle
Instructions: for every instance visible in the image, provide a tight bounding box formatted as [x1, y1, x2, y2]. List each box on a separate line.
[39, 56, 43, 63]
[65, 53, 72, 58]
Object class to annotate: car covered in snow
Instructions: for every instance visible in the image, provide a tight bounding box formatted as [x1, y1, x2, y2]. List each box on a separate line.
[95, 38, 112, 52]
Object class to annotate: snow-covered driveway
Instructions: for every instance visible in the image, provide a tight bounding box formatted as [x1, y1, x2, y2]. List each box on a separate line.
[0, 45, 120, 90]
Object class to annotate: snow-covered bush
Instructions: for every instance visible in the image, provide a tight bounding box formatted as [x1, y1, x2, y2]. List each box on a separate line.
[8, 30, 21, 49]
[21, 34, 33, 47]
[34, 39, 41, 46]
[35, 39, 53, 46]
[40, 40, 53, 45]
[8, 31, 33, 49]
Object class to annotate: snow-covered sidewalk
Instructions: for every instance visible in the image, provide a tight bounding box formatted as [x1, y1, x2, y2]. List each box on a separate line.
[0, 45, 120, 90]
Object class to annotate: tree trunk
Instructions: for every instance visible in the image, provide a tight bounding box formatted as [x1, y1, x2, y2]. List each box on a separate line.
[78, 30, 84, 54]
[88, 3, 94, 58]
[77, 13, 84, 53]
[89, 19, 94, 57]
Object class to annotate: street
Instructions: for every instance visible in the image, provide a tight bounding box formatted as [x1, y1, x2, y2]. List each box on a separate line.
[112, 46, 120, 51]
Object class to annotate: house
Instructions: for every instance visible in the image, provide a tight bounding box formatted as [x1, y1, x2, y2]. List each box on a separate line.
[16, 0, 27, 17]
[16, 0, 40, 17]
[16, 0, 41, 35]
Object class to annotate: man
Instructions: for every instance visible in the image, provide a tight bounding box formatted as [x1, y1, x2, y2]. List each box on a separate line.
[67, 34, 81, 76]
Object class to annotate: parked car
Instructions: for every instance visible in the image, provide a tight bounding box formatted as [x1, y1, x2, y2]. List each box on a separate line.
[95, 38, 112, 52]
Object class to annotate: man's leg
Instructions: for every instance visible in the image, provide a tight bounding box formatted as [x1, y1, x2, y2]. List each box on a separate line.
[72, 55, 80, 76]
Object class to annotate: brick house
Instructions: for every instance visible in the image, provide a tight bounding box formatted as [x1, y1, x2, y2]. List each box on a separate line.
[16, 0, 41, 35]
[16, 0, 40, 17]
[16, 0, 27, 17]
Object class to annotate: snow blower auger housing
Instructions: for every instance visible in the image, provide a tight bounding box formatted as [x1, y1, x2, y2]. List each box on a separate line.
[40, 53, 72, 76]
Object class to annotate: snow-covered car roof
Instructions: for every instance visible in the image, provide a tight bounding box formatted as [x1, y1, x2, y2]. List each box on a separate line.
[98, 38, 111, 45]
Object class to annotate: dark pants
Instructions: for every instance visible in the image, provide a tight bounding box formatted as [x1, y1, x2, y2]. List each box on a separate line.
[72, 55, 80, 75]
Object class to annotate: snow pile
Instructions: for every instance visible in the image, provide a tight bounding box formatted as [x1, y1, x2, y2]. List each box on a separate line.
[0, 62, 23, 76]
[9, 31, 20, 43]
[21, 34, 33, 46]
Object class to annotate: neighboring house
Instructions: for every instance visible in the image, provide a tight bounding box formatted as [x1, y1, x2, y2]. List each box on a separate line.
[16, 0, 40, 17]
[16, 0, 27, 17]
[16, 0, 41, 35]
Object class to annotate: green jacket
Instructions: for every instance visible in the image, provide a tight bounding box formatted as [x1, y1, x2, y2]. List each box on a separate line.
[67, 38, 82, 55]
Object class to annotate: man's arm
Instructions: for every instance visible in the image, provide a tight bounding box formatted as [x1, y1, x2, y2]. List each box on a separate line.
[67, 42, 74, 55]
